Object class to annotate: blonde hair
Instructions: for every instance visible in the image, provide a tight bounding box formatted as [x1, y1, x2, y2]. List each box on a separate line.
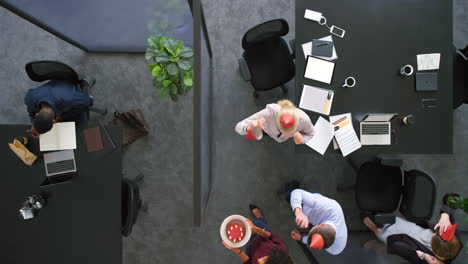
[276, 99, 299, 134]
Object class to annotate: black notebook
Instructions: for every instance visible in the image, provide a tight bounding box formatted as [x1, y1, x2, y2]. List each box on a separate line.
[311, 40, 333, 57]
[415, 72, 438, 91]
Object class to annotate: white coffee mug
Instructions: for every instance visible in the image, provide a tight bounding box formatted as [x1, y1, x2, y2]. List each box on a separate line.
[342, 77, 356, 88]
[400, 65, 414, 76]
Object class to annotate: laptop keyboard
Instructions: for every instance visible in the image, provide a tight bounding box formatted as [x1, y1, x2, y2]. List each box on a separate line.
[362, 124, 390, 135]
[47, 159, 75, 175]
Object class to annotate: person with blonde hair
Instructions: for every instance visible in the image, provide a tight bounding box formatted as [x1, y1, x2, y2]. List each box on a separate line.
[235, 99, 314, 144]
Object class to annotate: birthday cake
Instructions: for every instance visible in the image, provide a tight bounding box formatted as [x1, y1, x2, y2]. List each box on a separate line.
[220, 215, 252, 248]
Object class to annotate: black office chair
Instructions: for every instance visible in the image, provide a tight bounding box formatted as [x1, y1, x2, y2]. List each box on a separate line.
[25, 60, 80, 83]
[122, 177, 143, 237]
[238, 19, 296, 98]
[25, 60, 107, 116]
[344, 151, 436, 223]
[453, 44, 468, 109]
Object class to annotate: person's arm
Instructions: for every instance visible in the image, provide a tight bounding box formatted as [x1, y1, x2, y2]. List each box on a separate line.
[298, 114, 314, 143]
[245, 218, 271, 239]
[235, 108, 270, 135]
[290, 189, 318, 228]
[253, 225, 271, 239]
[24, 91, 38, 118]
[387, 235, 425, 264]
[221, 241, 250, 263]
[68, 91, 92, 112]
[417, 251, 444, 264]
[433, 198, 456, 235]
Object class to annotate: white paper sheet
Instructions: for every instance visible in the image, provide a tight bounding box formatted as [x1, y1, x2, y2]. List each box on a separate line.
[40, 122, 76, 151]
[417, 53, 440, 71]
[305, 117, 334, 155]
[304, 57, 335, 84]
[302, 35, 338, 61]
[330, 113, 361, 157]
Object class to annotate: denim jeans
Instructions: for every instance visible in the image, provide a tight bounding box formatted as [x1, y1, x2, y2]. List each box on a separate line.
[244, 218, 271, 255]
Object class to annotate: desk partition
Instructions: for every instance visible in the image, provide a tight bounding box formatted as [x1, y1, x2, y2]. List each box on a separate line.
[0, 0, 193, 52]
[193, 0, 213, 226]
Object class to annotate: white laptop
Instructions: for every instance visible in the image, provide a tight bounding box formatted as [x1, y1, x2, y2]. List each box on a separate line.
[360, 114, 397, 145]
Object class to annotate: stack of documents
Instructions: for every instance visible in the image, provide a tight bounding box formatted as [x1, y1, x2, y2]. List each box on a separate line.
[304, 114, 362, 156]
[302, 35, 338, 61]
[40, 122, 77, 151]
[330, 114, 361, 157]
[299, 85, 334, 115]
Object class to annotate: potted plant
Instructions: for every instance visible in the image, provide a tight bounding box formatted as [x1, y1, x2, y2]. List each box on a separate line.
[446, 193, 468, 253]
[145, 35, 194, 101]
[447, 194, 468, 213]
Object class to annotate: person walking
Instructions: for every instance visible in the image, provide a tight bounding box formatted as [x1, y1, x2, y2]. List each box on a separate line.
[222, 205, 294, 264]
[235, 99, 314, 144]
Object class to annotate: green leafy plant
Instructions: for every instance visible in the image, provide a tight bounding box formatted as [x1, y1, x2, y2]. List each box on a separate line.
[145, 35, 194, 101]
[447, 195, 468, 254]
[448, 195, 468, 214]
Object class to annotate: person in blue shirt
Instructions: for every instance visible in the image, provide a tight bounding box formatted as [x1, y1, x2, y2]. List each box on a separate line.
[24, 80, 91, 138]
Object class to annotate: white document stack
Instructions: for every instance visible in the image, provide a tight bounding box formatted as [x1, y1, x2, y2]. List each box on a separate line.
[329, 114, 361, 157]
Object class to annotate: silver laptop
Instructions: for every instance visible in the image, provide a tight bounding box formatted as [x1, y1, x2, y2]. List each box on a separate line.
[360, 114, 396, 145]
[44, 150, 77, 177]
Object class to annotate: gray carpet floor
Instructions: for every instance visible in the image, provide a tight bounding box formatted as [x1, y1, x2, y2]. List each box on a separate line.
[0, 0, 467, 263]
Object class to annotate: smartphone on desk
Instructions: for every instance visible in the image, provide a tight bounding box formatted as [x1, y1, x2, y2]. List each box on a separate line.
[330, 26, 345, 38]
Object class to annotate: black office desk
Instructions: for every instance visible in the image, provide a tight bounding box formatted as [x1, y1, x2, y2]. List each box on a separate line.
[0, 125, 122, 264]
[295, 0, 453, 154]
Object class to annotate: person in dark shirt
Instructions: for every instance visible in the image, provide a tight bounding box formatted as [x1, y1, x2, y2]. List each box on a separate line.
[24, 80, 91, 138]
[363, 194, 462, 264]
[221, 205, 294, 264]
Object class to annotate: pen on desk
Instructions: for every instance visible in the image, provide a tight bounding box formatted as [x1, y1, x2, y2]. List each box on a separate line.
[334, 119, 350, 131]
[392, 129, 397, 145]
[323, 92, 332, 114]
[315, 42, 329, 47]
[332, 116, 346, 126]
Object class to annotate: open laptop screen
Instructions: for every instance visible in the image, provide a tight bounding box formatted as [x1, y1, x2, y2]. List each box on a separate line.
[363, 114, 396, 122]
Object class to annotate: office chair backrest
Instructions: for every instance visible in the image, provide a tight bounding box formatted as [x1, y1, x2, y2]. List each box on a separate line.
[399, 170, 436, 222]
[25, 60, 79, 83]
[122, 178, 141, 237]
[241, 19, 289, 50]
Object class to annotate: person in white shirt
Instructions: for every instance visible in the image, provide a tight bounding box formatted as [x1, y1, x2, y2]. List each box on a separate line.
[235, 99, 314, 144]
[288, 188, 348, 255]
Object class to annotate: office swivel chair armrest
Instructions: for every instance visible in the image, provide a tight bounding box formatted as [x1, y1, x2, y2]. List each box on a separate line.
[379, 156, 403, 167]
[457, 49, 468, 61]
[238, 58, 251, 81]
[289, 39, 296, 58]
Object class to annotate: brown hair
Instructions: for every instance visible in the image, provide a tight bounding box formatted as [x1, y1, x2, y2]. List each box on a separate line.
[431, 228, 461, 260]
[308, 225, 336, 249]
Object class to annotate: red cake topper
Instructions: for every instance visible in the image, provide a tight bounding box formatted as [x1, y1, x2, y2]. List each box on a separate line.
[441, 224, 457, 242]
[279, 114, 295, 129]
[309, 234, 324, 250]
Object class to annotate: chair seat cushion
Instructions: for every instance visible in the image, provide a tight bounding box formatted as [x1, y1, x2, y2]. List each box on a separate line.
[355, 162, 403, 213]
[243, 37, 295, 91]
